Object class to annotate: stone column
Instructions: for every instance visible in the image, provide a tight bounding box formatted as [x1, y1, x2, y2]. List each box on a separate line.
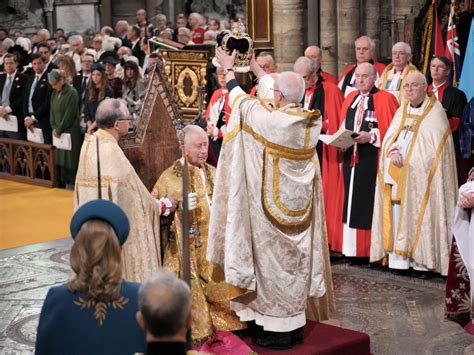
[100, 0, 112, 27]
[43, 0, 54, 33]
[272, 0, 305, 71]
[320, 0, 338, 76]
[337, 0, 360, 74]
[393, 0, 423, 45]
[363, 0, 381, 59]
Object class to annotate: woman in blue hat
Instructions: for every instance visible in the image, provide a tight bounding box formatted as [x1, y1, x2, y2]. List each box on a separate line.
[35, 199, 146, 355]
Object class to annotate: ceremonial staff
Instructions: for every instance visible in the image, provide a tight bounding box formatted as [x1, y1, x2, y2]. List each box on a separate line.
[181, 157, 192, 348]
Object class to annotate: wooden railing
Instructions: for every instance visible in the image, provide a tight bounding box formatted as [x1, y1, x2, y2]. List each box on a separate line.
[0, 138, 57, 187]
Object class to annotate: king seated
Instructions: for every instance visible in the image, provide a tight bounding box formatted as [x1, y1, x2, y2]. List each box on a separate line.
[152, 125, 245, 345]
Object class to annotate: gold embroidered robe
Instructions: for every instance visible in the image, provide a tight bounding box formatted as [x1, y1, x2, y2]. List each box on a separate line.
[377, 63, 419, 104]
[370, 94, 458, 275]
[153, 160, 244, 344]
[74, 129, 161, 282]
[207, 84, 333, 331]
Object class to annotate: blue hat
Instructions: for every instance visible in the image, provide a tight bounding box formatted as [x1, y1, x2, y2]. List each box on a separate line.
[91, 62, 105, 72]
[70, 200, 130, 245]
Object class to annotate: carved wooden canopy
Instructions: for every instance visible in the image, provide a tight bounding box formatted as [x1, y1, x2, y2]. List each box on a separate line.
[119, 56, 183, 191]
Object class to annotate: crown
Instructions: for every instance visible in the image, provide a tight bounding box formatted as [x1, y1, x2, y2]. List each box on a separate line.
[212, 20, 254, 73]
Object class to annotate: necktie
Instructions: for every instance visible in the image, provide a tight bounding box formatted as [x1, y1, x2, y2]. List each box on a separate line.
[81, 76, 88, 101]
[28, 75, 40, 113]
[2, 75, 13, 107]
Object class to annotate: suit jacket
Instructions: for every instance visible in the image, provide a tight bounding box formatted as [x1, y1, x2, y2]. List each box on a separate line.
[72, 72, 90, 108]
[0, 71, 28, 137]
[119, 35, 132, 48]
[23, 61, 58, 77]
[24, 71, 53, 144]
[35, 282, 146, 355]
[131, 40, 145, 67]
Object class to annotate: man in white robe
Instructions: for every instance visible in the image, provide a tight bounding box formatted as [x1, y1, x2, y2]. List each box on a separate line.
[207, 49, 331, 349]
[74, 98, 171, 282]
[371, 71, 458, 278]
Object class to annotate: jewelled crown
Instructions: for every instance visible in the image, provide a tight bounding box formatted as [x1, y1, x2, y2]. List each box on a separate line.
[213, 20, 254, 73]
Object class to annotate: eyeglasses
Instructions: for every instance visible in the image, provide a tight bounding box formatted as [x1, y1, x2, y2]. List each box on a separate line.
[117, 118, 133, 122]
[402, 82, 425, 90]
[271, 88, 285, 99]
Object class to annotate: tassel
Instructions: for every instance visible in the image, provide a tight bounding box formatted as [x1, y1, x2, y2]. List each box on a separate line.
[350, 150, 359, 167]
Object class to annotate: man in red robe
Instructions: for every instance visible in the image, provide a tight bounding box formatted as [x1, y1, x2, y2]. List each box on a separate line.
[294, 56, 344, 250]
[332, 63, 398, 260]
[338, 36, 385, 97]
[205, 67, 231, 163]
[304, 45, 338, 85]
[428, 55, 467, 157]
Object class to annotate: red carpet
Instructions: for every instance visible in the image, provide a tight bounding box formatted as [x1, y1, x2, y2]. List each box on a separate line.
[245, 321, 370, 354]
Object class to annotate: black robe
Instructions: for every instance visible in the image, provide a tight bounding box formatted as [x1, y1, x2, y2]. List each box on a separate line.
[342, 87, 379, 229]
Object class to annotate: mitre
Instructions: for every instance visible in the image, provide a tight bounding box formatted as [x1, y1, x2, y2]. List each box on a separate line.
[212, 20, 254, 73]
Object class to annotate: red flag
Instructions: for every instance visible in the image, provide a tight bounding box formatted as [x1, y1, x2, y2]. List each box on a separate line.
[433, 0, 446, 55]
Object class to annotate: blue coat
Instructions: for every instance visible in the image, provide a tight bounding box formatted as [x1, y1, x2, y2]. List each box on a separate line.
[35, 282, 146, 355]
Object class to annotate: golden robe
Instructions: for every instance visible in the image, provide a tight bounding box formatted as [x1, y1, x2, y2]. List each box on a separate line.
[153, 159, 244, 344]
[207, 83, 333, 332]
[370, 94, 458, 275]
[74, 129, 161, 282]
[377, 63, 419, 104]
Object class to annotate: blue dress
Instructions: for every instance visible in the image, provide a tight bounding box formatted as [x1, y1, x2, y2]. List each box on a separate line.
[35, 282, 146, 355]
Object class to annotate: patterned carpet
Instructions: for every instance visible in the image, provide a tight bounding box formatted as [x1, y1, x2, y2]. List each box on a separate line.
[0, 239, 472, 354]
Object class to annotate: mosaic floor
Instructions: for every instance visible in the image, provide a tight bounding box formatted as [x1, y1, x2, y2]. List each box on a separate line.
[0, 239, 473, 354]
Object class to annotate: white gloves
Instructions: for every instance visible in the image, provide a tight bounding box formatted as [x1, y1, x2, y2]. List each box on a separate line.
[188, 192, 198, 211]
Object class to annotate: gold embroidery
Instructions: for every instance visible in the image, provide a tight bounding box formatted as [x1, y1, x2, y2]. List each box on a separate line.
[384, 94, 436, 236]
[74, 296, 129, 326]
[242, 124, 316, 159]
[261, 148, 313, 234]
[408, 127, 451, 257]
[272, 155, 312, 217]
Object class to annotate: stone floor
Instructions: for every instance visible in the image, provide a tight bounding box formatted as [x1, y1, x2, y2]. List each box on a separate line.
[0, 239, 473, 354]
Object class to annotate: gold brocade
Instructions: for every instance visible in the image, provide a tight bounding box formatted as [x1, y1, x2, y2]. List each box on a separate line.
[370, 96, 457, 275]
[378, 63, 419, 104]
[154, 160, 245, 344]
[74, 129, 161, 283]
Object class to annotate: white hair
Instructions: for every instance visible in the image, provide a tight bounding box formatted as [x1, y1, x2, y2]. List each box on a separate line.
[304, 45, 322, 57]
[102, 36, 122, 51]
[156, 14, 167, 22]
[355, 35, 376, 51]
[355, 62, 377, 77]
[68, 35, 83, 45]
[407, 70, 427, 85]
[293, 56, 319, 74]
[274, 71, 305, 104]
[182, 125, 207, 149]
[392, 41, 412, 55]
[178, 28, 192, 37]
[37, 29, 51, 40]
[15, 37, 32, 53]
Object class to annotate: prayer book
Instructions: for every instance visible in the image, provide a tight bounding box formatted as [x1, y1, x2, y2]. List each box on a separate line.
[319, 127, 357, 150]
[53, 133, 72, 151]
[27, 128, 44, 144]
[0, 115, 18, 132]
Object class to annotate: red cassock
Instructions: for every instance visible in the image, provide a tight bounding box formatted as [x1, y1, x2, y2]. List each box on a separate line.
[320, 70, 338, 85]
[308, 81, 345, 251]
[328, 89, 399, 256]
[205, 88, 231, 166]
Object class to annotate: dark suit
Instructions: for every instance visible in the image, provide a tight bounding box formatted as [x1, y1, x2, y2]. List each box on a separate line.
[72, 71, 90, 109]
[23, 61, 58, 77]
[24, 71, 53, 144]
[0, 71, 28, 139]
[119, 35, 132, 49]
[131, 40, 145, 67]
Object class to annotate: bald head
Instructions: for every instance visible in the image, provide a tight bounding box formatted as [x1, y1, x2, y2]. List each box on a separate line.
[304, 45, 322, 66]
[354, 63, 377, 94]
[403, 71, 427, 106]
